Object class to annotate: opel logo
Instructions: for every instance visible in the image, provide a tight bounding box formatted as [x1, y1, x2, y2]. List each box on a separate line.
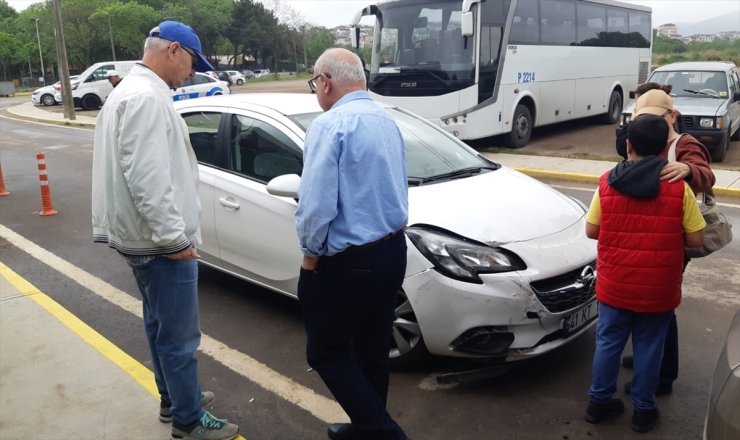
[577, 265, 596, 291]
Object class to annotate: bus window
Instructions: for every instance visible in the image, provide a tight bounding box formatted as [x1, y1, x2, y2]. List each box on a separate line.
[510, 0, 539, 44]
[628, 11, 651, 48]
[577, 3, 607, 46]
[540, 0, 576, 45]
[607, 8, 629, 46]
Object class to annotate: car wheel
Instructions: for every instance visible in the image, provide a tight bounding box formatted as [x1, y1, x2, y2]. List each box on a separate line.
[389, 290, 429, 370]
[601, 90, 622, 124]
[508, 104, 532, 148]
[41, 94, 56, 106]
[711, 129, 730, 162]
[236, 79, 243, 85]
[81, 94, 101, 110]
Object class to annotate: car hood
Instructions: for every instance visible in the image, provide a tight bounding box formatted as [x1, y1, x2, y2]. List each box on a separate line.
[407, 166, 586, 244]
[32, 85, 55, 94]
[623, 96, 724, 117]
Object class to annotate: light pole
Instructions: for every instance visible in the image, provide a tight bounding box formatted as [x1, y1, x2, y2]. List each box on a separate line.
[32, 18, 45, 84]
[108, 12, 116, 61]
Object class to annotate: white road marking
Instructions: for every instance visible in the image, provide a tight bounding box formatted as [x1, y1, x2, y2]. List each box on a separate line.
[549, 183, 740, 209]
[0, 113, 93, 132]
[0, 224, 348, 423]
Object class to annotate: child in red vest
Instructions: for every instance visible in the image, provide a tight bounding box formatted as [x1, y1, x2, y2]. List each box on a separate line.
[583, 113, 705, 433]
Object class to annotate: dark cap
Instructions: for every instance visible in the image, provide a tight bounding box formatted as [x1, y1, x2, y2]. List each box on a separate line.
[148, 21, 213, 72]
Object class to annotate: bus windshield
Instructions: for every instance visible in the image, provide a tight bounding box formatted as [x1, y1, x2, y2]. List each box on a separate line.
[370, 0, 476, 97]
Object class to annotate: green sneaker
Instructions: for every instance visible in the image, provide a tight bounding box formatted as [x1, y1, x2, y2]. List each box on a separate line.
[160, 391, 216, 423]
[171, 411, 239, 440]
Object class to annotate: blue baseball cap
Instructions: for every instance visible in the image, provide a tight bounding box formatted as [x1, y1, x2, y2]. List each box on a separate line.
[148, 21, 213, 72]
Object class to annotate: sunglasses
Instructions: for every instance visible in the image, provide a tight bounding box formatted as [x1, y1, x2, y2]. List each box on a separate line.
[178, 43, 198, 70]
[308, 73, 331, 93]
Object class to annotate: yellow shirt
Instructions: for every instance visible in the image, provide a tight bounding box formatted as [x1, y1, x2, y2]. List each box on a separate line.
[586, 181, 706, 233]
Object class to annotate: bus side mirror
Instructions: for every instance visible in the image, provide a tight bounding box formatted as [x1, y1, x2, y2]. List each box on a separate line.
[351, 26, 360, 49]
[461, 12, 474, 37]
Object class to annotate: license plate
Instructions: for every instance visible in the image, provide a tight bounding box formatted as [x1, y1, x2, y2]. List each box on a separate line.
[562, 300, 598, 334]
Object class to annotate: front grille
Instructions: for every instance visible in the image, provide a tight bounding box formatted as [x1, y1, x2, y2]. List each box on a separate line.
[530, 261, 596, 313]
[682, 116, 695, 130]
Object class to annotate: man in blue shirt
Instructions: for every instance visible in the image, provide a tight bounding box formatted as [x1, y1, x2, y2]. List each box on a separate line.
[295, 48, 409, 440]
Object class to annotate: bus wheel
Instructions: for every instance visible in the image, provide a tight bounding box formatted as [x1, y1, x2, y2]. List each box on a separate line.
[602, 90, 622, 124]
[509, 104, 532, 148]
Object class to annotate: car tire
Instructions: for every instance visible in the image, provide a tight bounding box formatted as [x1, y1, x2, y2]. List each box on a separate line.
[601, 90, 622, 124]
[389, 290, 429, 370]
[41, 94, 56, 106]
[508, 104, 532, 148]
[711, 130, 730, 162]
[236, 79, 243, 85]
[81, 94, 101, 110]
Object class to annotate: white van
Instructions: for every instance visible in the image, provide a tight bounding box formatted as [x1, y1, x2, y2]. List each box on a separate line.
[55, 60, 138, 110]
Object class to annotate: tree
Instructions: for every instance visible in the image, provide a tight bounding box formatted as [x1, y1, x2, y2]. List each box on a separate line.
[90, 2, 162, 60]
[227, 0, 278, 69]
[305, 26, 335, 65]
[0, 32, 24, 79]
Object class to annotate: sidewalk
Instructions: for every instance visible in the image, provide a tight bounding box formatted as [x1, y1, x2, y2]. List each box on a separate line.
[0, 263, 170, 439]
[7, 101, 740, 197]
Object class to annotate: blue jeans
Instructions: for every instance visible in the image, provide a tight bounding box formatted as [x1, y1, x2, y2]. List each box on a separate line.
[298, 233, 407, 439]
[589, 302, 673, 412]
[130, 257, 203, 425]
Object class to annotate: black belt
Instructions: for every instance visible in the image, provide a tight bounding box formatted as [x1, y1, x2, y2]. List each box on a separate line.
[342, 229, 402, 255]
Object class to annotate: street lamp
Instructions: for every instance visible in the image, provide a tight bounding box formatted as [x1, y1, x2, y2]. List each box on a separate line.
[32, 18, 45, 84]
[108, 12, 116, 61]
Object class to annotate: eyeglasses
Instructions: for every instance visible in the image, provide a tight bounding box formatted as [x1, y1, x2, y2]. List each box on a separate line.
[179, 44, 198, 70]
[308, 73, 331, 93]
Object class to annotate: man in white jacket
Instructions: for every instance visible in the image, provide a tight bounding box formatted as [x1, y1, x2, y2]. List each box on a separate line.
[92, 21, 239, 440]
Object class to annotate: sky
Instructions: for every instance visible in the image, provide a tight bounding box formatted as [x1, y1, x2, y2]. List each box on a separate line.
[7, 0, 740, 30]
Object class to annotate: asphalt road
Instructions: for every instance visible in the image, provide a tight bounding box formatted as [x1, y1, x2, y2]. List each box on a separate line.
[1, 110, 738, 439]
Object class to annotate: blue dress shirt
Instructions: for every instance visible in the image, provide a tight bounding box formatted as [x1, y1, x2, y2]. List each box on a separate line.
[295, 90, 408, 256]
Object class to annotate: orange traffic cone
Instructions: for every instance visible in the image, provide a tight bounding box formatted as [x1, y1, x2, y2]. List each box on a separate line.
[0, 164, 9, 196]
[36, 152, 58, 216]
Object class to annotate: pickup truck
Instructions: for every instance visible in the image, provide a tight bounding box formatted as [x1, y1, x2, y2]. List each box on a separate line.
[620, 61, 740, 162]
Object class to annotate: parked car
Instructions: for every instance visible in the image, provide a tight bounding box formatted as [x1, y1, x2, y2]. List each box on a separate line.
[53, 60, 138, 110]
[241, 69, 255, 79]
[703, 307, 740, 440]
[253, 69, 270, 78]
[204, 71, 220, 81]
[175, 93, 598, 368]
[171, 72, 230, 101]
[225, 70, 246, 85]
[32, 76, 79, 106]
[212, 70, 232, 86]
[620, 61, 740, 162]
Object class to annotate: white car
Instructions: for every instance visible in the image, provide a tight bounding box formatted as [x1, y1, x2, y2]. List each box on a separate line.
[31, 76, 79, 106]
[175, 94, 598, 368]
[225, 70, 246, 85]
[253, 69, 270, 78]
[172, 72, 231, 102]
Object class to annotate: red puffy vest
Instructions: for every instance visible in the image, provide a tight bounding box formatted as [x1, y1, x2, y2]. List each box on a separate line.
[596, 174, 685, 312]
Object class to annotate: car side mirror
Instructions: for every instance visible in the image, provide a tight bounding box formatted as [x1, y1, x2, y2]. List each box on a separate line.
[629, 91, 636, 99]
[733, 91, 740, 102]
[266, 174, 300, 198]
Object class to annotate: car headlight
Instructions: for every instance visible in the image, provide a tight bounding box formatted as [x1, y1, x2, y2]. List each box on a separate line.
[406, 225, 526, 284]
[699, 117, 714, 128]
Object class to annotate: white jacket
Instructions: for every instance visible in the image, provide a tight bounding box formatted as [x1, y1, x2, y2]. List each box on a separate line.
[92, 64, 201, 256]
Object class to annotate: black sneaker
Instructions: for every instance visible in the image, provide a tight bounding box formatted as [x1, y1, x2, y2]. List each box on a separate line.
[632, 408, 660, 433]
[622, 355, 634, 369]
[584, 398, 625, 424]
[624, 381, 673, 396]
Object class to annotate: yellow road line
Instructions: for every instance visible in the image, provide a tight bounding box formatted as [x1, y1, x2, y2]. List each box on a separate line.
[0, 261, 247, 440]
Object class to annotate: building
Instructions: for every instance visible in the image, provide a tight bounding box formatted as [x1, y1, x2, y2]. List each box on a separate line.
[657, 23, 680, 39]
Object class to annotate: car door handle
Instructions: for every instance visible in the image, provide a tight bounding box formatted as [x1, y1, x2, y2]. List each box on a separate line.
[218, 197, 240, 210]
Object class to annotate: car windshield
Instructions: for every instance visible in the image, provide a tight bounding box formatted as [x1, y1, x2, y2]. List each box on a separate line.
[290, 108, 496, 182]
[649, 70, 728, 98]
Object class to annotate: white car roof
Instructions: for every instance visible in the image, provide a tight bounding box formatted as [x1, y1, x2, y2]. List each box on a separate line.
[174, 93, 330, 116]
[654, 61, 737, 72]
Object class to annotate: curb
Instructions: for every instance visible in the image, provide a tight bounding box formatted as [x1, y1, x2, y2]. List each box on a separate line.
[5, 106, 95, 128]
[514, 167, 740, 199]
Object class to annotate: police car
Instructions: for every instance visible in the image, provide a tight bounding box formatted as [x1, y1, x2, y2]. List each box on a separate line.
[172, 72, 230, 101]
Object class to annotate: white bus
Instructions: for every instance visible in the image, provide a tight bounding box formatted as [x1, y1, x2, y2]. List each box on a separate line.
[351, 0, 652, 147]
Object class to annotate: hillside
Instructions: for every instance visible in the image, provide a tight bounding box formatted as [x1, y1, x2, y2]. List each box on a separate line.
[671, 12, 740, 36]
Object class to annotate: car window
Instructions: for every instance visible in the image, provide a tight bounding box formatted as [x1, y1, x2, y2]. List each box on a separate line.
[651, 70, 728, 97]
[182, 112, 222, 166]
[88, 65, 114, 82]
[193, 74, 211, 85]
[291, 108, 489, 179]
[730, 71, 740, 94]
[228, 114, 303, 182]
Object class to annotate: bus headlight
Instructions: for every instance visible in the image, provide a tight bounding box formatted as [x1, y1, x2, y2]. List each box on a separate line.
[699, 118, 715, 128]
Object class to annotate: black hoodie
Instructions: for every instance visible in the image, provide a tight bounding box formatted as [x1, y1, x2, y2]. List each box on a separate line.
[607, 156, 669, 199]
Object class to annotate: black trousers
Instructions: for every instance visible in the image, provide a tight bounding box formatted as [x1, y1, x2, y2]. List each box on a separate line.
[298, 233, 407, 439]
